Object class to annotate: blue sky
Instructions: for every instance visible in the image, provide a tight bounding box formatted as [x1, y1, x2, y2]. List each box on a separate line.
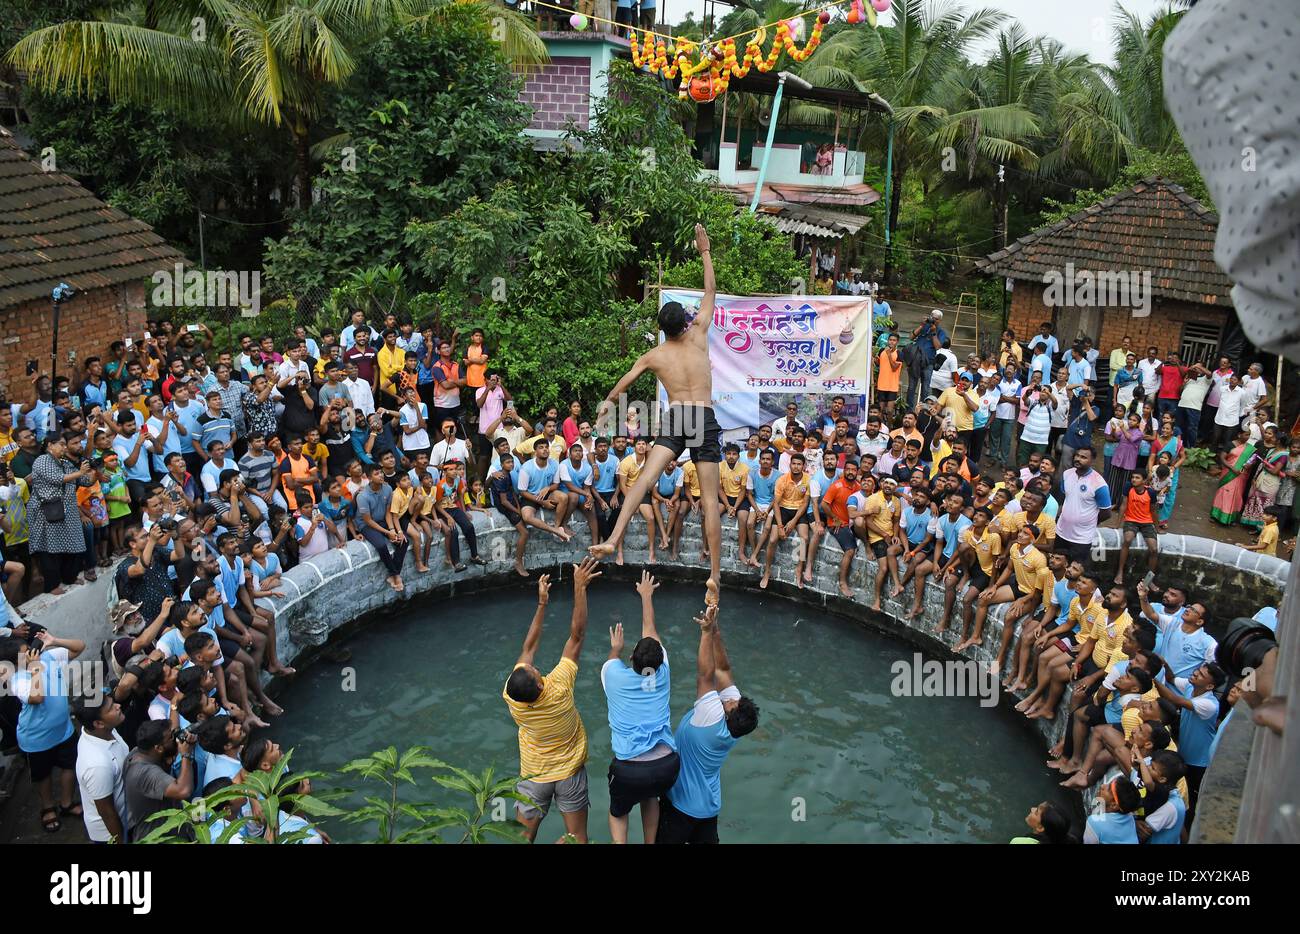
[659, 0, 1173, 67]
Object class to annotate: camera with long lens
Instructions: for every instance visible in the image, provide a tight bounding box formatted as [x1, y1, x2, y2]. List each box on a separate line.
[1215, 617, 1277, 680]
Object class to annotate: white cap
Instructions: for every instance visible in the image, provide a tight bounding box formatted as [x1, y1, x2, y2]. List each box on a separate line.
[931, 309, 944, 319]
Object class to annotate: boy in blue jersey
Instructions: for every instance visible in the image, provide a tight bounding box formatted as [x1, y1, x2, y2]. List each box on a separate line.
[1151, 659, 1224, 826]
[602, 571, 679, 844]
[590, 436, 622, 540]
[558, 442, 600, 547]
[657, 604, 759, 844]
[893, 486, 938, 615]
[1083, 777, 1141, 844]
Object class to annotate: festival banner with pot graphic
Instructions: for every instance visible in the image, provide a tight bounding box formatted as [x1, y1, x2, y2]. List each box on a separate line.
[658, 289, 873, 430]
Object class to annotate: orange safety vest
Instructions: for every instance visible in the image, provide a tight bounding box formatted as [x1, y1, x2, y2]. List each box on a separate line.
[281, 452, 318, 511]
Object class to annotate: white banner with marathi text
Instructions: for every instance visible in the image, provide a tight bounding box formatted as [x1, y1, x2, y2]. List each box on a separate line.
[659, 289, 873, 430]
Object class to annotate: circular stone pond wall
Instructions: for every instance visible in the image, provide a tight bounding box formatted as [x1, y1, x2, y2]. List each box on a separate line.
[257, 511, 1286, 841]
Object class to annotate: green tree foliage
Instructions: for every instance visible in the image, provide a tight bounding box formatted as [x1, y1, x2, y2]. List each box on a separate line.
[403, 60, 804, 415]
[262, 10, 533, 297]
[1037, 147, 1212, 225]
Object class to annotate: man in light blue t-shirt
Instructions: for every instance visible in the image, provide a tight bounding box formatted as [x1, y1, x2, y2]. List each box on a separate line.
[658, 604, 759, 844]
[601, 571, 678, 844]
[4, 630, 87, 831]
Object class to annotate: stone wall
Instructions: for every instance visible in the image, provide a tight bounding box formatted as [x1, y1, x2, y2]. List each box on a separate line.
[257, 511, 1286, 839]
[518, 56, 592, 133]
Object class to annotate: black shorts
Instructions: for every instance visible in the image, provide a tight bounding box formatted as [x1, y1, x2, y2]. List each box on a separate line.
[869, 539, 889, 559]
[724, 494, 749, 513]
[656, 796, 720, 845]
[1057, 538, 1092, 564]
[832, 526, 857, 551]
[1009, 576, 1026, 599]
[26, 730, 78, 782]
[218, 636, 242, 664]
[779, 506, 811, 527]
[907, 545, 934, 564]
[607, 751, 681, 818]
[654, 404, 722, 464]
[876, 390, 898, 403]
[967, 566, 991, 592]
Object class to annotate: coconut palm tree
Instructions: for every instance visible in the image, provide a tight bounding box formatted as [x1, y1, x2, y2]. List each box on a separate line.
[1108, 2, 1186, 153]
[5, 0, 545, 206]
[796, 0, 1006, 281]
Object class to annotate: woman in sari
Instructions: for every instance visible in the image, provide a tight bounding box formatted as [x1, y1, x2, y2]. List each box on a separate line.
[1211, 430, 1256, 525]
[1241, 425, 1288, 530]
[1149, 415, 1185, 529]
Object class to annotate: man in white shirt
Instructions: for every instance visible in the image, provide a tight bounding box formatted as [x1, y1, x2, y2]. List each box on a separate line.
[1137, 346, 1163, 398]
[1176, 363, 1212, 447]
[398, 387, 431, 455]
[275, 340, 311, 387]
[429, 419, 471, 470]
[929, 344, 959, 394]
[74, 695, 131, 843]
[1211, 373, 1251, 452]
[1027, 323, 1059, 362]
[342, 363, 376, 418]
[770, 401, 801, 440]
[1241, 362, 1269, 419]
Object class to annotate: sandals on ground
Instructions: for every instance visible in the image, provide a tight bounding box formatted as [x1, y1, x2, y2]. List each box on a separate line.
[40, 807, 61, 833]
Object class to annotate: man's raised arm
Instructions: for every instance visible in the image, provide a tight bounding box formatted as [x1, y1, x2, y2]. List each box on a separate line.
[515, 574, 551, 667]
[694, 605, 718, 699]
[711, 609, 736, 693]
[562, 557, 602, 663]
[695, 223, 715, 339]
[636, 570, 661, 644]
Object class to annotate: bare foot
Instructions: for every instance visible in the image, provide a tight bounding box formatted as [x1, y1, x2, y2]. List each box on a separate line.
[1009, 680, 1028, 693]
[1045, 757, 1068, 771]
[705, 578, 719, 607]
[1048, 743, 1064, 759]
[839, 583, 854, 598]
[615, 552, 625, 566]
[868, 600, 881, 612]
[1060, 772, 1090, 790]
[415, 563, 429, 573]
[905, 605, 923, 620]
[759, 572, 769, 590]
[246, 715, 271, 730]
[988, 660, 1001, 678]
[888, 584, 903, 599]
[1057, 761, 1081, 776]
[514, 561, 528, 578]
[387, 577, 402, 592]
[268, 665, 296, 677]
[588, 541, 615, 559]
[1014, 698, 1034, 712]
[795, 574, 804, 590]
[802, 567, 814, 583]
[262, 701, 285, 717]
[394, 577, 405, 592]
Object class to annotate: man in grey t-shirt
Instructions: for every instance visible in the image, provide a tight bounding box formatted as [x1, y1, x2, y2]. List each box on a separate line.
[123, 720, 196, 842]
[355, 464, 408, 591]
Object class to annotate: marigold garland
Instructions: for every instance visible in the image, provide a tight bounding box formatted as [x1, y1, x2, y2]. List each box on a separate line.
[630, 7, 864, 102]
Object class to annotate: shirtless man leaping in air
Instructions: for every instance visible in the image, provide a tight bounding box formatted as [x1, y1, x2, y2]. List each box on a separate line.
[590, 223, 723, 607]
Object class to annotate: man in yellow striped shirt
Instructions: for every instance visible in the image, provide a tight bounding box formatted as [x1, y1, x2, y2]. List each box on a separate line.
[502, 558, 601, 843]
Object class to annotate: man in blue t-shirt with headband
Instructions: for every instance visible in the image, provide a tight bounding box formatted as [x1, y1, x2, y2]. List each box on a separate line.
[657, 603, 759, 844]
[602, 571, 679, 844]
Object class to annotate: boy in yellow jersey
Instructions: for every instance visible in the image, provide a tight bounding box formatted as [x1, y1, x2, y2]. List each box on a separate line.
[1241, 504, 1282, 556]
[862, 477, 902, 613]
[611, 439, 651, 566]
[502, 559, 601, 844]
[960, 523, 1048, 669]
[760, 453, 810, 591]
[717, 443, 752, 562]
[1051, 584, 1135, 774]
[939, 506, 1001, 636]
[1019, 573, 1104, 721]
[992, 487, 1056, 553]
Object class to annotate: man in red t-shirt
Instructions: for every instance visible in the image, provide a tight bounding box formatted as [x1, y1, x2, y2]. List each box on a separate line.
[820, 459, 862, 597]
[1115, 470, 1158, 586]
[1155, 351, 1187, 421]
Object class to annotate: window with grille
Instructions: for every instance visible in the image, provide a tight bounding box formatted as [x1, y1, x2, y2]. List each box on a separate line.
[1181, 321, 1222, 369]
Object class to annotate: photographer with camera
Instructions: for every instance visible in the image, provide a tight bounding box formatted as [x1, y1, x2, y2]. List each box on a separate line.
[123, 718, 196, 842]
[115, 525, 175, 623]
[1060, 386, 1098, 470]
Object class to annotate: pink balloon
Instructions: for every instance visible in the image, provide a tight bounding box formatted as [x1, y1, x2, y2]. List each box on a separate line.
[872, 0, 891, 11]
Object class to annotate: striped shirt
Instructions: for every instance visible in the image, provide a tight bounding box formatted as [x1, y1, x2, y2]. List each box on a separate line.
[502, 657, 587, 783]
